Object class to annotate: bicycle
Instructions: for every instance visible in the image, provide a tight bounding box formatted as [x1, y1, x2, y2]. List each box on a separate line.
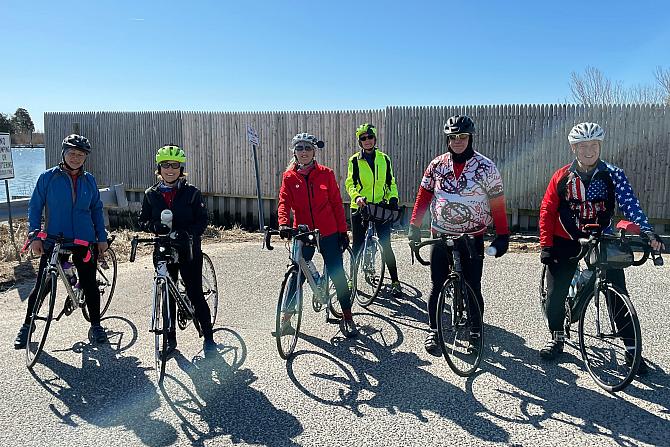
[130, 232, 219, 384]
[410, 233, 485, 377]
[263, 225, 355, 360]
[24, 231, 118, 368]
[352, 202, 402, 307]
[539, 221, 664, 392]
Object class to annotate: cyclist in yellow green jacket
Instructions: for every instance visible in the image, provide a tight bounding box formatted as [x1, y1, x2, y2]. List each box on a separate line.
[345, 123, 402, 297]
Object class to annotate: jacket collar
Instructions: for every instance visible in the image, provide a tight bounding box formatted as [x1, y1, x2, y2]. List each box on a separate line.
[568, 159, 607, 175]
[356, 148, 379, 160]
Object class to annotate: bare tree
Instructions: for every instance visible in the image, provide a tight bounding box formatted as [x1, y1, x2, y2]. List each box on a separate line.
[654, 66, 670, 105]
[570, 66, 666, 105]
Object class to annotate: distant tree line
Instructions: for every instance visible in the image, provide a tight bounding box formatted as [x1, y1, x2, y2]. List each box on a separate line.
[0, 108, 44, 145]
[570, 66, 670, 105]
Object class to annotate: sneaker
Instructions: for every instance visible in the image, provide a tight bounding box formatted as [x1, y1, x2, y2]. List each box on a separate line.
[391, 281, 403, 297]
[203, 339, 218, 359]
[14, 324, 31, 349]
[339, 318, 359, 338]
[424, 331, 441, 356]
[539, 339, 564, 360]
[88, 325, 108, 344]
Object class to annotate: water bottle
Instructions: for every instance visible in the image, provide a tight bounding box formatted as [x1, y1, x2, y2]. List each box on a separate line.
[485, 246, 497, 257]
[62, 261, 78, 287]
[161, 209, 173, 230]
[569, 267, 593, 299]
[307, 260, 321, 285]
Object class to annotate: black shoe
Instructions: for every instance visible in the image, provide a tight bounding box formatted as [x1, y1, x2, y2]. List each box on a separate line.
[539, 339, 564, 360]
[391, 281, 403, 298]
[625, 352, 649, 376]
[88, 325, 108, 344]
[339, 318, 359, 338]
[14, 324, 31, 349]
[203, 339, 218, 359]
[425, 331, 441, 356]
[467, 330, 481, 354]
[163, 336, 178, 358]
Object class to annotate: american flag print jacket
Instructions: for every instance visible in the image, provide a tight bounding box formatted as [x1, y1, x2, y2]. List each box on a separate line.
[539, 159, 652, 247]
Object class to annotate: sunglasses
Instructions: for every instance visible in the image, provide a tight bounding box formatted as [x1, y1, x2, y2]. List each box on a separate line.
[159, 161, 182, 169]
[294, 145, 315, 152]
[448, 133, 470, 141]
[359, 135, 375, 142]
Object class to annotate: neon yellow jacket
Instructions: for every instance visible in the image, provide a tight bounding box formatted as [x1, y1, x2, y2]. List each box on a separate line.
[345, 149, 399, 209]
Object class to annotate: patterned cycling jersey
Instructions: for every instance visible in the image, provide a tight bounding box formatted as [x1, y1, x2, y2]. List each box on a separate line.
[420, 151, 504, 234]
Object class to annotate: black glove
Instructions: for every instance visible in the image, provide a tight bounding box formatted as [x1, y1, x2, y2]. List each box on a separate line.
[279, 225, 292, 240]
[388, 197, 399, 210]
[152, 222, 171, 235]
[644, 232, 665, 250]
[540, 247, 556, 265]
[408, 224, 422, 244]
[170, 229, 190, 240]
[339, 232, 350, 252]
[490, 234, 509, 258]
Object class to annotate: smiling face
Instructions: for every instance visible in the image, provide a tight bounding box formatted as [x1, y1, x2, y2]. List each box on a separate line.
[294, 144, 315, 164]
[571, 140, 601, 170]
[63, 149, 87, 170]
[158, 161, 182, 183]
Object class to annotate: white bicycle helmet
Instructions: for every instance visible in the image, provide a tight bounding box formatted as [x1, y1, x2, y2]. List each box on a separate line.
[568, 122, 605, 144]
[290, 132, 324, 149]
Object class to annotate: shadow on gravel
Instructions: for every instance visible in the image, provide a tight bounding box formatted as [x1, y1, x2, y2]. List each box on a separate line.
[478, 324, 670, 446]
[160, 327, 302, 447]
[364, 280, 427, 331]
[288, 312, 509, 444]
[30, 317, 175, 447]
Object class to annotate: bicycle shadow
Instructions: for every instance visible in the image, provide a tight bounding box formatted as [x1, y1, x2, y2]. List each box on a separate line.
[288, 313, 509, 444]
[477, 324, 670, 445]
[160, 328, 303, 447]
[366, 280, 427, 331]
[29, 317, 175, 447]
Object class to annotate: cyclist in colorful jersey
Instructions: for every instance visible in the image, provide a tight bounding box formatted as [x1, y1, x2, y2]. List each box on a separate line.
[14, 134, 109, 349]
[408, 115, 510, 355]
[345, 123, 403, 297]
[138, 144, 217, 358]
[278, 133, 358, 338]
[539, 122, 664, 371]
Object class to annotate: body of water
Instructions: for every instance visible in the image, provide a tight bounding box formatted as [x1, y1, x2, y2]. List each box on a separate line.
[1, 147, 46, 203]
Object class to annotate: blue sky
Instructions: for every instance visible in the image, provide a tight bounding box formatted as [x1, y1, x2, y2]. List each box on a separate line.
[2, 0, 669, 132]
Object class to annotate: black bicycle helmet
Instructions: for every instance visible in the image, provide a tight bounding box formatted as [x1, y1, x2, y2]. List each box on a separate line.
[443, 115, 475, 136]
[62, 134, 92, 154]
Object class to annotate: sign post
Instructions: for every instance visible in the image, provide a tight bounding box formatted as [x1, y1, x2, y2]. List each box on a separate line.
[0, 132, 19, 259]
[247, 125, 264, 232]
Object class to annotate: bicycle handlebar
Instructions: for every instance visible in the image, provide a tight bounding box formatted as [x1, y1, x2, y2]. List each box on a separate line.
[574, 231, 663, 267]
[263, 226, 320, 251]
[360, 202, 404, 226]
[129, 233, 194, 263]
[409, 233, 478, 267]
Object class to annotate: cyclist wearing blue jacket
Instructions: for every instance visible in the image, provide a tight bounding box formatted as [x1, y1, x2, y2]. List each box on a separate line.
[14, 134, 109, 349]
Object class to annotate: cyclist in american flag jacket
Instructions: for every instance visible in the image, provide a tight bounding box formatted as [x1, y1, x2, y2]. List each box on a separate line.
[538, 122, 665, 371]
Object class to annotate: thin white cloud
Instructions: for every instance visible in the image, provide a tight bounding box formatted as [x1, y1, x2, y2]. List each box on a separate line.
[130, 18, 145, 21]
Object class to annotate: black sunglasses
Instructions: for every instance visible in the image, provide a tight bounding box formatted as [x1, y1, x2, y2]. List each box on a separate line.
[359, 134, 375, 142]
[159, 161, 181, 169]
[294, 145, 315, 152]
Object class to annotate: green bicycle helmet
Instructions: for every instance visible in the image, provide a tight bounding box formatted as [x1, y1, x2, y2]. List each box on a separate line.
[155, 144, 186, 164]
[355, 123, 377, 140]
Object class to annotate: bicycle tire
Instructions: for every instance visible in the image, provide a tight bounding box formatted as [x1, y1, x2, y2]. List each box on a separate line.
[154, 280, 169, 384]
[353, 238, 385, 307]
[437, 277, 484, 377]
[578, 283, 641, 392]
[82, 247, 118, 321]
[328, 246, 354, 319]
[275, 267, 302, 360]
[202, 253, 218, 325]
[26, 271, 57, 369]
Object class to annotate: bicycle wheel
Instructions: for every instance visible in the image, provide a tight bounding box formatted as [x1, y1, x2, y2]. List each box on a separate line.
[353, 238, 385, 307]
[202, 253, 218, 325]
[82, 247, 117, 321]
[578, 283, 641, 392]
[436, 277, 484, 377]
[275, 267, 302, 359]
[26, 271, 57, 368]
[154, 281, 169, 384]
[328, 246, 354, 319]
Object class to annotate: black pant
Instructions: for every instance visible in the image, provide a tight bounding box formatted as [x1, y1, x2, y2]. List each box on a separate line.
[351, 209, 399, 282]
[24, 246, 101, 326]
[286, 233, 352, 312]
[427, 236, 485, 331]
[156, 245, 214, 341]
[543, 237, 633, 345]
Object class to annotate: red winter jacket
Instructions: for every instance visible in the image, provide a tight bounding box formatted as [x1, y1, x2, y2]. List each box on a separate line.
[278, 162, 348, 237]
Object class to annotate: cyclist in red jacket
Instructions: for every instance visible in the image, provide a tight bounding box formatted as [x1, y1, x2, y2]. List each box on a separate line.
[277, 133, 357, 338]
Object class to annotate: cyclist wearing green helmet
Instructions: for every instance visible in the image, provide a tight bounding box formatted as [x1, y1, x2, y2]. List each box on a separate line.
[345, 123, 402, 297]
[138, 144, 217, 358]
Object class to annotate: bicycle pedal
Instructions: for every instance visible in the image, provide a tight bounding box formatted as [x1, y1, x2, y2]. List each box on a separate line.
[326, 317, 340, 325]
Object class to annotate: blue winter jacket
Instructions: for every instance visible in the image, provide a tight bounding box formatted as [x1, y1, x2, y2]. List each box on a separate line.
[28, 165, 108, 243]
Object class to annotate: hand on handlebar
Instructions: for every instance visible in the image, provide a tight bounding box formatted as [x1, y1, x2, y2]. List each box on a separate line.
[644, 232, 665, 253]
[388, 197, 399, 210]
[30, 240, 44, 256]
[356, 196, 367, 208]
[279, 225, 292, 240]
[489, 234, 509, 258]
[540, 247, 558, 265]
[407, 224, 422, 244]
